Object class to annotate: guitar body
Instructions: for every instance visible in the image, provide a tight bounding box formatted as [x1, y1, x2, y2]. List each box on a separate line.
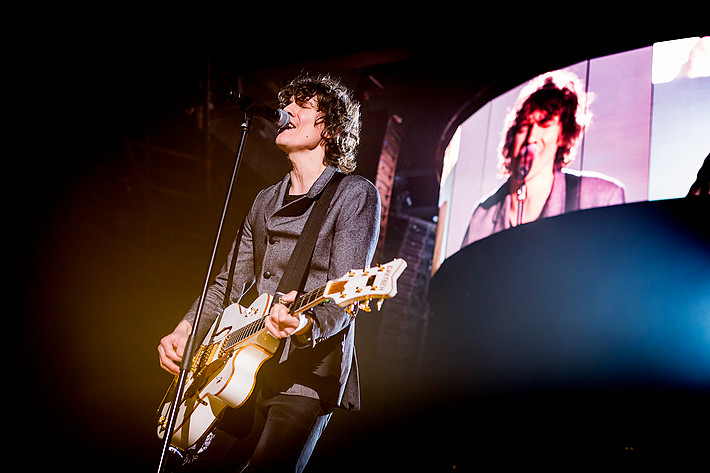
[157, 293, 280, 450]
[157, 258, 408, 452]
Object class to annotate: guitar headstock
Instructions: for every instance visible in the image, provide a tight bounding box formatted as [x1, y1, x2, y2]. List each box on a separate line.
[325, 258, 407, 313]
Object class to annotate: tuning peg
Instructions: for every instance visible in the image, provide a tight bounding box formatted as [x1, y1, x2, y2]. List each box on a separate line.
[345, 303, 356, 317]
[358, 299, 371, 312]
[376, 299, 384, 311]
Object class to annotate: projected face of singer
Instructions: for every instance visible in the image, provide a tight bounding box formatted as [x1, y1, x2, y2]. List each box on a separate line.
[513, 109, 563, 182]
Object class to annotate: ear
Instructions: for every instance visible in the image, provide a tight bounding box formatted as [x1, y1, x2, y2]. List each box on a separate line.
[316, 115, 331, 141]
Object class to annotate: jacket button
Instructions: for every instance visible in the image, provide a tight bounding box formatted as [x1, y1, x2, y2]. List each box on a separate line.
[263, 271, 272, 279]
[268, 236, 277, 244]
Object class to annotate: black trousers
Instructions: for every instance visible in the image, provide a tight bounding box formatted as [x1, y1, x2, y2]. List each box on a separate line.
[181, 385, 333, 473]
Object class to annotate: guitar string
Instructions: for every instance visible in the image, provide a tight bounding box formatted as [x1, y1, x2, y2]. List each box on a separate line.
[221, 282, 329, 353]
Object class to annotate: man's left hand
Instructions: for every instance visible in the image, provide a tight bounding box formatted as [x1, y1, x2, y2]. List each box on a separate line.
[265, 290, 311, 338]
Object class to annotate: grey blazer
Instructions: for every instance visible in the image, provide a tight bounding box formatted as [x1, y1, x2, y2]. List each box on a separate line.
[462, 168, 625, 246]
[183, 165, 380, 410]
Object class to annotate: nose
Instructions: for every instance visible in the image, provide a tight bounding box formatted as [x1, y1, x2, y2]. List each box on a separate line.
[527, 122, 543, 141]
[283, 101, 297, 116]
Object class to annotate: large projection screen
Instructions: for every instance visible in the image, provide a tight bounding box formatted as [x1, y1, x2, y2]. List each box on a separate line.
[433, 37, 709, 273]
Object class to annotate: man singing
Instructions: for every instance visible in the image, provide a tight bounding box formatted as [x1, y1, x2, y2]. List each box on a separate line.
[158, 73, 380, 472]
[462, 71, 625, 246]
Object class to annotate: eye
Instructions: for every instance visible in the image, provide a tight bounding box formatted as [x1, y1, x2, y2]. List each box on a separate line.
[539, 115, 559, 128]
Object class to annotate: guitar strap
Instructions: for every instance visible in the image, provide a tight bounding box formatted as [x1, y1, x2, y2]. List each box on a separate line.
[276, 171, 344, 295]
[221, 171, 344, 308]
[222, 215, 247, 309]
[565, 171, 580, 213]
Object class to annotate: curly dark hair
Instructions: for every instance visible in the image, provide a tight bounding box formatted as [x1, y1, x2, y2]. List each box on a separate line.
[278, 74, 361, 174]
[500, 71, 591, 175]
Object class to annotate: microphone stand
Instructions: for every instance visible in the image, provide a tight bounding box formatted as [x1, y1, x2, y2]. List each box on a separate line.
[516, 180, 527, 226]
[156, 114, 253, 473]
[515, 126, 533, 226]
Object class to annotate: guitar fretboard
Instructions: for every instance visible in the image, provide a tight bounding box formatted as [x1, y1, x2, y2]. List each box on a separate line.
[222, 317, 267, 352]
[221, 283, 329, 353]
[290, 283, 329, 313]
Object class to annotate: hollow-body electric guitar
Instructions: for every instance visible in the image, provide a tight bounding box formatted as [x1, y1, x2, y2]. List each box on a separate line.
[157, 258, 407, 451]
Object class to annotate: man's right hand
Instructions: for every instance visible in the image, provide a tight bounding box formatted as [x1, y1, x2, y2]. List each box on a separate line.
[158, 320, 192, 375]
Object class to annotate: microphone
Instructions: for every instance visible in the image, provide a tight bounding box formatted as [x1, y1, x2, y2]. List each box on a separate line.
[514, 143, 539, 180]
[227, 91, 291, 129]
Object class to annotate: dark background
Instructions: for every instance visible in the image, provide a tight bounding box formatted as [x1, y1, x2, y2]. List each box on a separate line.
[14, 8, 707, 471]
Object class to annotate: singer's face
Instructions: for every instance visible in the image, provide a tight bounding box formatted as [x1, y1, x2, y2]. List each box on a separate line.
[275, 96, 326, 155]
[514, 109, 563, 175]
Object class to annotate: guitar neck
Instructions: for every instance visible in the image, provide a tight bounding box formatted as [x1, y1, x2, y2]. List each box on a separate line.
[287, 284, 329, 315]
[220, 284, 329, 354]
